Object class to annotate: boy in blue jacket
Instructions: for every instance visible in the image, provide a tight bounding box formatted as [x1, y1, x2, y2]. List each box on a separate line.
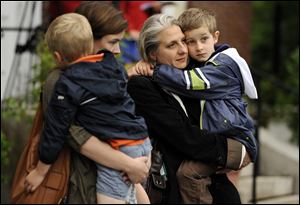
[133, 8, 258, 203]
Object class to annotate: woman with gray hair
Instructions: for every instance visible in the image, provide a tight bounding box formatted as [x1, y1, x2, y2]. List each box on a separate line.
[127, 13, 242, 204]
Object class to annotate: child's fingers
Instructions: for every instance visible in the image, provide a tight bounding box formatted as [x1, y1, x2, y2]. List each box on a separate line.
[138, 64, 146, 76]
[146, 64, 152, 74]
[148, 65, 154, 76]
[145, 66, 150, 76]
[135, 62, 142, 74]
[25, 184, 32, 193]
[24, 180, 30, 193]
[136, 61, 153, 76]
[121, 171, 126, 177]
[135, 65, 142, 75]
[31, 185, 36, 193]
[122, 175, 129, 182]
[24, 180, 28, 188]
[147, 68, 154, 76]
[142, 67, 148, 76]
[140, 67, 146, 76]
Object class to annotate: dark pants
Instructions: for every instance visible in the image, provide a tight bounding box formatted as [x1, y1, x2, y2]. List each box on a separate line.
[210, 174, 241, 204]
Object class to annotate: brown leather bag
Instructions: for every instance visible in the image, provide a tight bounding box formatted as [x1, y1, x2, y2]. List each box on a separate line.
[10, 102, 70, 204]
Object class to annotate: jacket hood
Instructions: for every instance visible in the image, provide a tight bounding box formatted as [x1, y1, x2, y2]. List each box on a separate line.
[65, 51, 128, 100]
[216, 48, 258, 99]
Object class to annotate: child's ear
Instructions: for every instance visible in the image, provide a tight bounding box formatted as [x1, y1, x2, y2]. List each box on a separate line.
[53, 51, 63, 63]
[213, 31, 220, 44]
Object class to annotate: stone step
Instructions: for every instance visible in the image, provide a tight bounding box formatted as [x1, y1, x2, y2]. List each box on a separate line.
[259, 125, 299, 194]
[237, 175, 294, 203]
[257, 194, 299, 204]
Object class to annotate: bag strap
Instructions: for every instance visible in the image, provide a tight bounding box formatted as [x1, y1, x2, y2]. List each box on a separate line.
[25, 91, 44, 171]
[29, 103, 43, 140]
[27, 91, 44, 144]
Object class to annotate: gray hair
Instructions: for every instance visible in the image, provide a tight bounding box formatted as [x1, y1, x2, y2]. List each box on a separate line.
[138, 14, 179, 65]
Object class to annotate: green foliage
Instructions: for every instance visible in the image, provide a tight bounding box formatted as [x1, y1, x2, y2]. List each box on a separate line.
[31, 36, 55, 103]
[1, 98, 29, 122]
[1, 131, 11, 183]
[1, 97, 33, 184]
[1, 131, 11, 166]
[283, 48, 299, 144]
[251, 1, 299, 144]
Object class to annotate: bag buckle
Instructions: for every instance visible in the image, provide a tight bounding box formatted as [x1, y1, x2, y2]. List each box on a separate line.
[151, 174, 166, 189]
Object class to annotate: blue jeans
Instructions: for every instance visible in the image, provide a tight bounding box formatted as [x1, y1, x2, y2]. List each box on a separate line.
[96, 138, 152, 201]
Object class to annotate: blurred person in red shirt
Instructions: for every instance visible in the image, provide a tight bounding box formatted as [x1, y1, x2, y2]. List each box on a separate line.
[119, 1, 162, 41]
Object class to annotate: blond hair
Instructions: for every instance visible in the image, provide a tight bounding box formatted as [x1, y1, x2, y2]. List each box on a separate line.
[178, 8, 217, 33]
[139, 14, 179, 65]
[45, 13, 93, 62]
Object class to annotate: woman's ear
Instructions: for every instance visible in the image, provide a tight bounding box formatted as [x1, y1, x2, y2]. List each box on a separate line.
[149, 52, 157, 63]
[213, 31, 220, 44]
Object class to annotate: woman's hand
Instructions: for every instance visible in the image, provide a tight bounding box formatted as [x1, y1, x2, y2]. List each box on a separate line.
[124, 156, 150, 184]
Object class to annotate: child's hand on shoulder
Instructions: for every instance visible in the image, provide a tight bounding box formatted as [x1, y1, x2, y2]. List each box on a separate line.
[135, 60, 154, 77]
[128, 60, 154, 78]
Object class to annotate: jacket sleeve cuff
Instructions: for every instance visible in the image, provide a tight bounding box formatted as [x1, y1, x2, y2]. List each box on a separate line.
[226, 138, 243, 170]
[67, 125, 92, 152]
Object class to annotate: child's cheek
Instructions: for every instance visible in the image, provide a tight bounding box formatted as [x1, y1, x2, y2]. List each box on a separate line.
[187, 46, 198, 60]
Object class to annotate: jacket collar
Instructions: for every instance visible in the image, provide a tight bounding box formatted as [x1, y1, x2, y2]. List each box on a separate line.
[73, 53, 104, 64]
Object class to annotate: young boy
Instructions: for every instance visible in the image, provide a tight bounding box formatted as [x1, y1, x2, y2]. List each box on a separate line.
[24, 13, 151, 204]
[134, 8, 258, 203]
